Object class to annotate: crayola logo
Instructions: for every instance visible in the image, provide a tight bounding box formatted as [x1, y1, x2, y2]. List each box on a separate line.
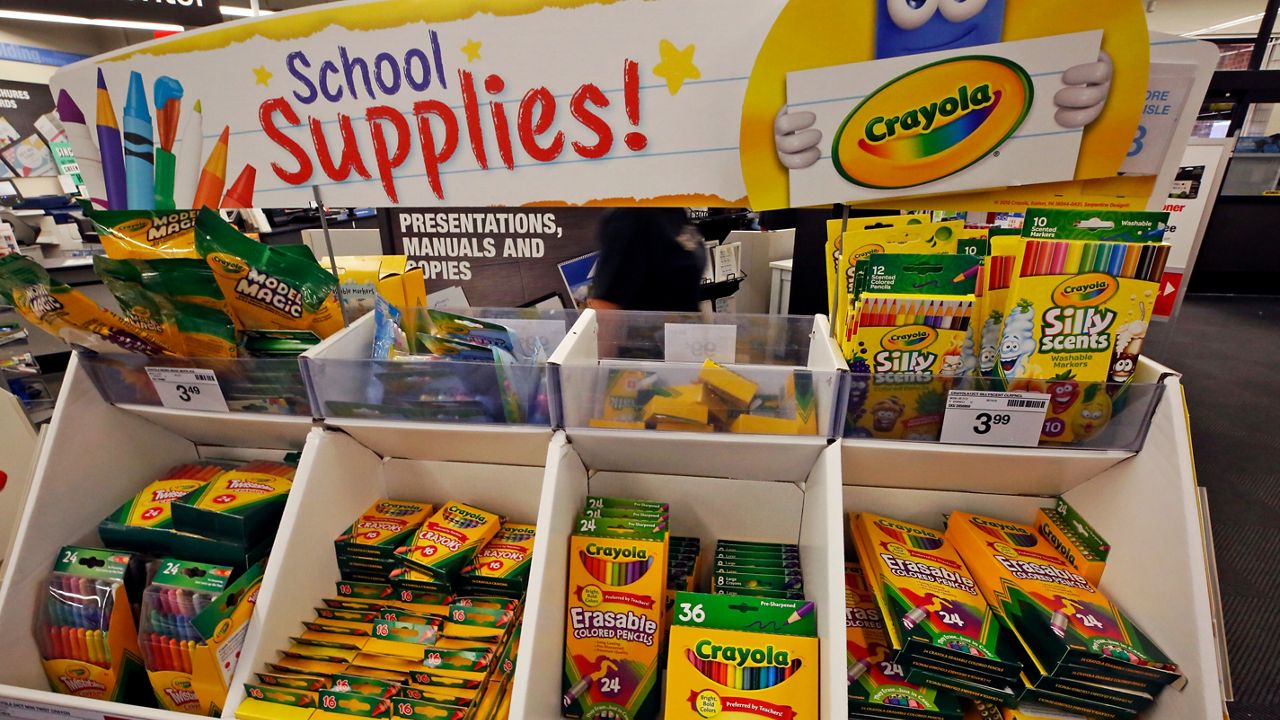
[1052, 273, 1118, 308]
[882, 325, 938, 351]
[585, 543, 649, 561]
[876, 518, 940, 539]
[833, 57, 1033, 189]
[850, 243, 886, 263]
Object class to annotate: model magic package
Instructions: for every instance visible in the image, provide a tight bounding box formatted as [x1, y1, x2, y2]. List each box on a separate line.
[946, 512, 1181, 703]
[35, 546, 147, 702]
[88, 207, 201, 260]
[141, 559, 264, 715]
[850, 513, 1021, 705]
[664, 592, 818, 720]
[563, 501, 669, 720]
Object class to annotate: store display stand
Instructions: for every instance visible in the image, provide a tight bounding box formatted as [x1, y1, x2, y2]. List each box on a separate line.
[0, 389, 40, 578]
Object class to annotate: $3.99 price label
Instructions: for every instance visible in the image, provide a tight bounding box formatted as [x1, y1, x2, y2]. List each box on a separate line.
[145, 367, 229, 412]
[663, 323, 737, 364]
[939, 391, 1049, 448]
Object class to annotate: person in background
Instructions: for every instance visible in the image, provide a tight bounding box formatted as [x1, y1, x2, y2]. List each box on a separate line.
[587, 207, 706, 313]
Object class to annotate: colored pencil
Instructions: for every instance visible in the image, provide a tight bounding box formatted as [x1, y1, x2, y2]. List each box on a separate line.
[173, 99, 203, 208]
[193, 125, 229, 209]
[54, 90, 108, 209]
[953, 265, 981, 283]
[123, 71, 155, 210]
[153, 76, 184, 210]
[95, 69, 127, 210]
[786, 601, 815, 625]
[221, 164, 256, 209]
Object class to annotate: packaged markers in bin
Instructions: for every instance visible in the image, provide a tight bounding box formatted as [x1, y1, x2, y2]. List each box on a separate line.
[664, 591, 818, 720]
[35, 546, 147, 702]
[140, 558, 264, 714]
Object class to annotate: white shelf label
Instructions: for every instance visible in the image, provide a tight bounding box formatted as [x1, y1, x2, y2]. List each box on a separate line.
[145, 367, 229, 413]
[664, 323, 736, 364]
[0, 697, 120, 720]
[940, 391, 1049, 448]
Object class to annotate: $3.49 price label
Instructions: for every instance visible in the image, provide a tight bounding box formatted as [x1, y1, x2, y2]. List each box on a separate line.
[145, 367, 229, 412]
[939, 391, 1049, 448]
[664, 323, 736, 364]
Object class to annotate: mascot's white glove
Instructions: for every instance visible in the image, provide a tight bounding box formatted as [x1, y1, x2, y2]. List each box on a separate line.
[1055, 51, 1113, 128]
[774, 107, 822, 170]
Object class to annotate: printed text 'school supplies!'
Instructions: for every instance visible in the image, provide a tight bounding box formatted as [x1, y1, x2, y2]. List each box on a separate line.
[665, 591, 818, 720]
[36, 547, 147, 702]
[564, 501, 669, 720]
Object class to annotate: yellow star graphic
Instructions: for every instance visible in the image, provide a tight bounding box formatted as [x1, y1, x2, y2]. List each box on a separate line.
[253, 65, 273, 87]
[653, 39, 700, 96]
[461, 39, 482, 63]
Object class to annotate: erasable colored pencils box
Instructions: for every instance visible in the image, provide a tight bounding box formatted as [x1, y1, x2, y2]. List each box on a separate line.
[36, 546, 147, 703]
[664, 591, 818, 720]
[563, 512, 668, 720]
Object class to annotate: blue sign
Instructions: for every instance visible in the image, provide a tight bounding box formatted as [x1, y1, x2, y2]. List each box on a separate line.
[0, 44, 89, 68]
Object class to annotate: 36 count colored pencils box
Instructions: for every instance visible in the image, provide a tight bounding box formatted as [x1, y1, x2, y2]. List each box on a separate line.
[664, 591, 818, 720]
[36, 546, 148, 702]
[563, 508, 668, 720]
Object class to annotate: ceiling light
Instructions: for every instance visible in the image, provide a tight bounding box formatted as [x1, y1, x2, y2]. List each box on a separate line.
[0, 9, 185, 32]
[1183, 13, 1266, 37]
[220, 6, 276, 17]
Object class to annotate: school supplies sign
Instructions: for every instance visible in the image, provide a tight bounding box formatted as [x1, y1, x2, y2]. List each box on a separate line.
[51, 0, 1155, 211]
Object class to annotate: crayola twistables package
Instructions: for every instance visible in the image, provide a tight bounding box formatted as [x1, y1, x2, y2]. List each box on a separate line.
[195, 208, 344, 339]
[664, 592, 818, 720]
[141, 559, 264, 715]
[564, 507, 668, 720]
[36, 547, 147, 702]
[99, 463, 225, 554]
[846, 564, 962, 720]
[850, 513, 1020, 704]
[88, 208, 200, 259]
[171, 460, 296, 547]
[395, 501, 502, 583]
[945, 513, 1181, 692]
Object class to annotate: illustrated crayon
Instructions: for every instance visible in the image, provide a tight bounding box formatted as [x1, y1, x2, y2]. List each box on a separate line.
[192, 125, 228, 210]
[153, 76, 183, 210]
[54, 90, 108, 209]
[221, 164, 256, 209]
[95, 69, 127, 210]
[173, 99, 203, 208]
[122, 71, 155, 210]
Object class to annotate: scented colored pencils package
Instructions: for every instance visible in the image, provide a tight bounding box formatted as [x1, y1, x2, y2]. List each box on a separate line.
[563, 507, 668, 720]
[945, 512, 1181, 690]
[850, 513, 1021, 700]
[664, 592, 818, 720]
[99, 462, 225, 554]
[35, 546, 147, 702]
[141, 559, 264, 714]
[171, 460, 296, 546]
[846, 563, 963, 720]
[825, 215, 932, 320]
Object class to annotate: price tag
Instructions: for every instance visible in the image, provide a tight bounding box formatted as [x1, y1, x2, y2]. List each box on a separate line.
[940, 391, 1049, 448]
[664, 324, 736, 364]
[145, 367, 229, 412]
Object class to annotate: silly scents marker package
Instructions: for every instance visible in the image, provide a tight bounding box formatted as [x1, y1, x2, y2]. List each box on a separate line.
[564, 505, 668, 720]
[664, 592, 818, 720]
[195, 208, 344, 339]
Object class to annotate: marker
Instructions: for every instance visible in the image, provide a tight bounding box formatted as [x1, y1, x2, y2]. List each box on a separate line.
[785, 601, 814, 625]
[153, 76, 183, 210]
[95, 69, 127, 210]
[173, 99, 204, 208]
[221, 164, 256, 209]
[122, 71, 155, 210]
[54, 90, 108, 209]
[192, 125, 229, 209]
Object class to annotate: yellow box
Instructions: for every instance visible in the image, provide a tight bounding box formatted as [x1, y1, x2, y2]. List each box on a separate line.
[395, 501, 502, 580]
[642, 395, 708, 425]
[236, 697, 317, 720]
[729, 414, 801, 436]
[1033, 508, 1106, 587]
[697, 360, 757, 410]
[589, 419, 645, 430]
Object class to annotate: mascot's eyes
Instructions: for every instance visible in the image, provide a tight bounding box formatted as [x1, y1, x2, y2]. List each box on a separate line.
[887, 0, 939, 30]
[939, 0, 988, 22]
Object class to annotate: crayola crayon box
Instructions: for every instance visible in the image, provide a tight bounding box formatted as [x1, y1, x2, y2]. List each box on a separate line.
[99, 462, 226, 554]
[849, 513, 1021, 702]
[36, 546, 149, 703]
[564, 507, 668, 720]
[945, 512, 1181, 693]
[846, 563, 963, 720]
[172, 460, 296, 547]
[461, 522, 537, 596]
[336, 500, 435, 563]
[395, 502, 503, 583]
[141, 559, 264, 715]
[663, 592, 818, 720]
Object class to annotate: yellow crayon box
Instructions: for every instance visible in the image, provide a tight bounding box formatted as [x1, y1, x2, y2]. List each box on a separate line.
[394, 502, 502, 581]
[462, 523, 537, 595]
[697, 360, 757, 411]
[564, 511, 668, 720]
[664, 592, 818, 720]
[336, 500, 436, 561]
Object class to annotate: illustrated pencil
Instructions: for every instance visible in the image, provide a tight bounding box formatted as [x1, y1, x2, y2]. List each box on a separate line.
[953, 265, 980, 283]
[192, 125, 229, 210]
[153, 76, 183, 210]
[95, 69, 127, 210]
[55, 90, 108, 209]
[173, 99, 204, 208]
[123, 71, 155, 210]
[786, 601, 814, 625]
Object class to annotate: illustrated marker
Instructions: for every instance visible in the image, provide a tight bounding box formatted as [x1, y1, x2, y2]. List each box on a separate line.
[95, 69, 127, 210]
[153, 76, 184, 210]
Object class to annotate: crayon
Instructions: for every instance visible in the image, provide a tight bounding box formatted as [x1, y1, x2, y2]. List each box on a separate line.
[173, 99, 203, 208]
[54, 90, 108, 209]
[221, 164, 256, 209]
[153, 76, 183, 210]
[192, 125, 229, 210]
[96, 69, 128, 210]
[123, 71, 155, 210]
